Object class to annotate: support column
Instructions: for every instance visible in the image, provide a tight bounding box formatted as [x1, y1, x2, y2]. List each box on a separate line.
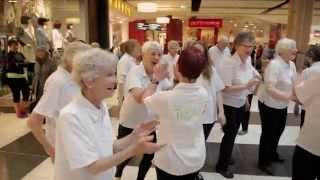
[213, 28, 219, 45]
[287, 0, 314, 71]
[87, 0, 109, 49]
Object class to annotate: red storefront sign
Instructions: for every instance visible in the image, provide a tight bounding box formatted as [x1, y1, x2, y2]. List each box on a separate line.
[189, 19, 223, 28]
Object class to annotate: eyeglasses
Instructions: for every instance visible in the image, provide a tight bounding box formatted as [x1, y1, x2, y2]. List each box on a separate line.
[240, 44, 254, 48]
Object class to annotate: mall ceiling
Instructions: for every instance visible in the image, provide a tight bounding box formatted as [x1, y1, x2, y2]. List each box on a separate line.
[126, 0, 320, 25]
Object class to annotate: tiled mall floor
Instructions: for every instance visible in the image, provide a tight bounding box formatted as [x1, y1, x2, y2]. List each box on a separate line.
[0, 95, 300, 180]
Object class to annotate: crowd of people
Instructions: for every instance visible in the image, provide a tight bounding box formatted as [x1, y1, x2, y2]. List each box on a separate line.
[0, 27, 319, 180]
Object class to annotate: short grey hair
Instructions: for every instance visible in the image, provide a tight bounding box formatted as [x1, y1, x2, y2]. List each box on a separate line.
[233, 32, 255, 46]
[275, 38, 297, 54]
[218, 36, 229, 43]
[62, 42, 91, 68]
[142, 41, 162, 54]
[72, 48, 117, 88]
[168, 40, 180, 51]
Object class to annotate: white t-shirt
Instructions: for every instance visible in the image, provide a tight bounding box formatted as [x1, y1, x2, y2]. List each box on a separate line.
[208, 45, 231, 75]
[197, 66, 225, 124]
[161, 53, 179, 83]
[295, 74, 320, 156]
[119, 64, 171, 129]
[219, 53, 256, 108]
[116, 53, 137, 84]
[300, 62, 320, 110]
[144, 83, 208, 175]
[259, 56, 297, 109]
[33, 66, 80, 146]
[52, 29, 64, 50]
[55, 94, 114, 180]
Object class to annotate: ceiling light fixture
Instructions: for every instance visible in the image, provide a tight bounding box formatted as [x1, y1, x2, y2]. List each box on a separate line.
[137, 2, 158, 13]
[156, 17, 170, 24]
[180, 5, 186, 8]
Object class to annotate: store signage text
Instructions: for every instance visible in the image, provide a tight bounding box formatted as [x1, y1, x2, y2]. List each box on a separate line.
[109, 0, 134, 17]
[189, 19, 223, 28]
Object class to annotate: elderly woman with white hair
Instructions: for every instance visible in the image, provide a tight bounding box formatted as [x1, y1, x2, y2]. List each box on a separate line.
[28, 42, 91, 161]
[115, 41, 170, 180]
[161, 40, 180, 83]
[54, 48, 163, 180]
[257, 38, 298, 175]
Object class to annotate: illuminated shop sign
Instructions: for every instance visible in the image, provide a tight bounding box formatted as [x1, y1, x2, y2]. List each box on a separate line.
[189, 19, 223, 28]
[109, 0, 135, 17]
[136, 23, 161, 30]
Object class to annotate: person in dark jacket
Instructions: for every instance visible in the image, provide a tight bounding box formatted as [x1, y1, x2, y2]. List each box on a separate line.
[6, 38, 30, 118]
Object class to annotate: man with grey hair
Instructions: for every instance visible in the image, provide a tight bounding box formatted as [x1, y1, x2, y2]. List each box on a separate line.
[208, 36, 231, 75]
[27, 42, 91, 161]
[115, 41, 170, 180]
[31, 47, 57, 110]
[161, 40, 180, 84]
[258, 38, 297, 175]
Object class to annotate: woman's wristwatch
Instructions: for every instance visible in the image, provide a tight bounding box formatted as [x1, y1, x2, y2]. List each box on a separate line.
[151, 78, 159, 85]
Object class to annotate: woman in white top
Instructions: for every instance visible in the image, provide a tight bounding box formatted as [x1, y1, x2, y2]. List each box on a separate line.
[299, 44, 320, 128]
[292, 71, 320, 180]
[192, 41, 226, 140]
[52, 21, 64, 51]
[258, 38, 297, 175]
[115, 41, 170, 180]
[28, 42, 91, 161]
[216, 32, 260, 178]
[161, 40, 180, 84]
[144, 47, 208, 180]
[55, 48, 163, 180]
[117, 39, 141, 106]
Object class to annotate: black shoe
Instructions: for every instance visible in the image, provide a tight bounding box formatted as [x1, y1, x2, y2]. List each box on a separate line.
[271, 155, 285, 163]
[258, 164, 273, 175]
[229, 157, 235, 165]
[216, 168, 234, 178]
[197, 173, 204, 180]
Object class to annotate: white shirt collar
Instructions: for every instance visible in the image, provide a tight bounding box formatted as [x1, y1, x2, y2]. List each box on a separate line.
[312, 61, 320, 67]
[174, 82, 201, 91]
[232, 52, 250, 66]
[275, 55, 290, 67]
[138, 63, 149, 78]
[75, 93, 106, 123]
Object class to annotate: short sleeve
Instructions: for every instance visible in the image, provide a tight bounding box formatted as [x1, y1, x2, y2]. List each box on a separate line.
[57, 113, 98, 170]
[296, 76, 320, 104]
[32, 79, 60, 119]
[144, 92, 166, 115]
[117, 59, 129, 84]
[219, 60, 234, 86]
[213, 69, 225, 92]
[126, 68, 143, 91]
[264, 62, 280, 83]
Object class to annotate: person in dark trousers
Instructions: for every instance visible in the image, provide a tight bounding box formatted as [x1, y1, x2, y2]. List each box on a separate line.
[299, 44, 320, 128]
[30, 47, 57, 111]
[5, 38, 30, 118]
[215, 32, 260, 178]
[292, 72, 320, 180]
[257, 38, 298, 175]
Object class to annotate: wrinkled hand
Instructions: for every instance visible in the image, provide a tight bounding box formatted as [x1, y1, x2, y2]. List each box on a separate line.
[153, 63, 168, 81]
[43, 145, 55, 162]
[247, 78, 260, 89]
[130, 120, 165, 155]
[132, 120, 159, 140]
[218, 113, 226, 126]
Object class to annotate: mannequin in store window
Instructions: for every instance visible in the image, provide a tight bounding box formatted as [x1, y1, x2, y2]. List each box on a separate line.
[35, 17, 52, 51]
[52, 21, 64, 51]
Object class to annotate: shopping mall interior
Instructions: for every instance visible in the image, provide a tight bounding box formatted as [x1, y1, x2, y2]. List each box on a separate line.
[0, 0, 319, 180]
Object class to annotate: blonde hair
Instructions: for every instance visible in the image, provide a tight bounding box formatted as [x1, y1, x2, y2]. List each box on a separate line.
[62, 42, 91, 68]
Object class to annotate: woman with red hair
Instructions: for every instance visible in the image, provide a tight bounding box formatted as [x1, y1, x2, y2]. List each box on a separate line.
[144, 47, 209, 180]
